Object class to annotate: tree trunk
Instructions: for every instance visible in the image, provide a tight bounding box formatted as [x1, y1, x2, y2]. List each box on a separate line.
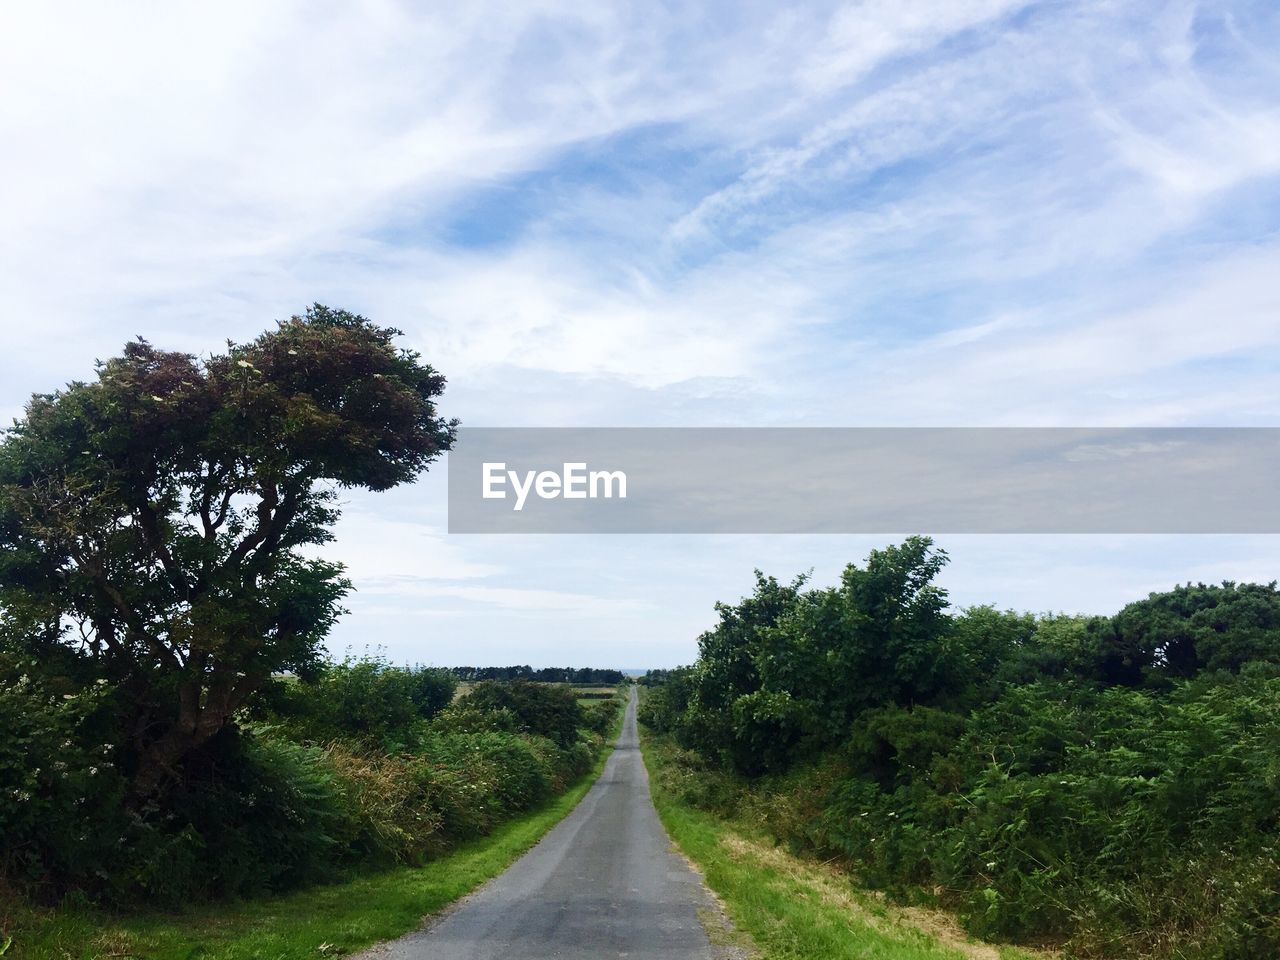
[130, 726, 198, 800]
[128, 672, 256, 800]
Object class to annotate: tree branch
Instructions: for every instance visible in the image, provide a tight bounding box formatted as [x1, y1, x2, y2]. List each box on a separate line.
[71, 544, 184, 673]
[226, 482, 278, 567]
[135, 499, 191, 598]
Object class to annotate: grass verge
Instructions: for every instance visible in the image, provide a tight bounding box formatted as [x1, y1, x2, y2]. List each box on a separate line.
[639, 726, 1049, 960]
[1, 706, 627, 960]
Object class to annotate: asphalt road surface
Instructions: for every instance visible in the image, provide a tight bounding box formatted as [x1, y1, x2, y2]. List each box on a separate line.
[360, 688, 735, 960]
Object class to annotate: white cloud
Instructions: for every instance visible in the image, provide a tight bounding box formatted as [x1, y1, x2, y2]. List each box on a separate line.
[3, 0, 1280, 666]
[798, 0, 1028, 93]
[357, 579, 651, 616]
[326, 511, 502, 583]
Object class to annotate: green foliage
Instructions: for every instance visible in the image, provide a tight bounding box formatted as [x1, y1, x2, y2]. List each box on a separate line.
[122, 733, 352, 903]
[636, 666, 693, 733]
[582, 692, 625, 735]
[0, 737, 618, 960]
[1112, 581, 1280, 680]
[257, 658, 456, 748]
[450, 665, 626, 684]
[0, 307, 456, 798]
[951, 606, 1037, 701]
[1, 659, 612, 908]
[677, 537, 959, 775]
[0, 307, 629, 926]
[642, 540, 1280, 957]
[457, 679, 584, 747]
[641, 732, 1045, 960]
[681, 571, 807, 770]
[0, 657, 127, 896]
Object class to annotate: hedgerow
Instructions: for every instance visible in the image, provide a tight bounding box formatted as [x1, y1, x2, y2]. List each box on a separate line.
[0, 654, 624, 908]
[640, 539, 1280, 958]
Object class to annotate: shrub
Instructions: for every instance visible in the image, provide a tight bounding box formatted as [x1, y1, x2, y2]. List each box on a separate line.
[459, 680, 583, 747]
[256, 658, 457, 747]
[0, 658, 127, 899]
[431, 698, 521, 735]
[104, 730, 359, 904]
[637, 669, 692, 733]
[1, 649, 608, 907]
[583, 695, 623, 735]
[646, 543, 1280, 958]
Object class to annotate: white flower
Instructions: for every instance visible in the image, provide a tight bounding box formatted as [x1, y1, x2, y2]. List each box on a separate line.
[236, 360, 252, 368]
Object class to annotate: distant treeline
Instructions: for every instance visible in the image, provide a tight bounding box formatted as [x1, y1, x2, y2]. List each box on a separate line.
[449, 666, 626, 685]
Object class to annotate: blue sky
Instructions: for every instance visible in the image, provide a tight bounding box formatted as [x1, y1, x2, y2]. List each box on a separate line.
[3, 1, 1280, 667]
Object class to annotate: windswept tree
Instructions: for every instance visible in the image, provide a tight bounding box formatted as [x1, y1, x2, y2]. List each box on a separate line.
[0, 306, 456, 796]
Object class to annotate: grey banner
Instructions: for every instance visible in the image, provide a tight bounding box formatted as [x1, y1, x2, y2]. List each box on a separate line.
[446, 428, 1280, 534]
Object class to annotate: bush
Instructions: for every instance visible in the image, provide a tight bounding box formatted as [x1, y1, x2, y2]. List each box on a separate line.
[458, 680, 583, 747]
[583, 695, 623, 735]
[1, 652, 609, 907]
[255, 658, 457, 747]
[0, 661, 127, 899]
[637, 669, 692, 733]
[644, 542, 1280, 958]
[120, 732, 351, 903]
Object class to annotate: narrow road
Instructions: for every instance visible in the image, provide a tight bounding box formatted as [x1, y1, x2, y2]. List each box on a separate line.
[362, 689, 730, 960]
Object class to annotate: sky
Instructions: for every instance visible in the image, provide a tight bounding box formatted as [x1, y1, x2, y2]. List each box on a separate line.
[2, 1, 1280, 669]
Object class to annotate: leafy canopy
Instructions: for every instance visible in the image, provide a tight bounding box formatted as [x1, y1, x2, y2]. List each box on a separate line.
[0, 305, 456, 794]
